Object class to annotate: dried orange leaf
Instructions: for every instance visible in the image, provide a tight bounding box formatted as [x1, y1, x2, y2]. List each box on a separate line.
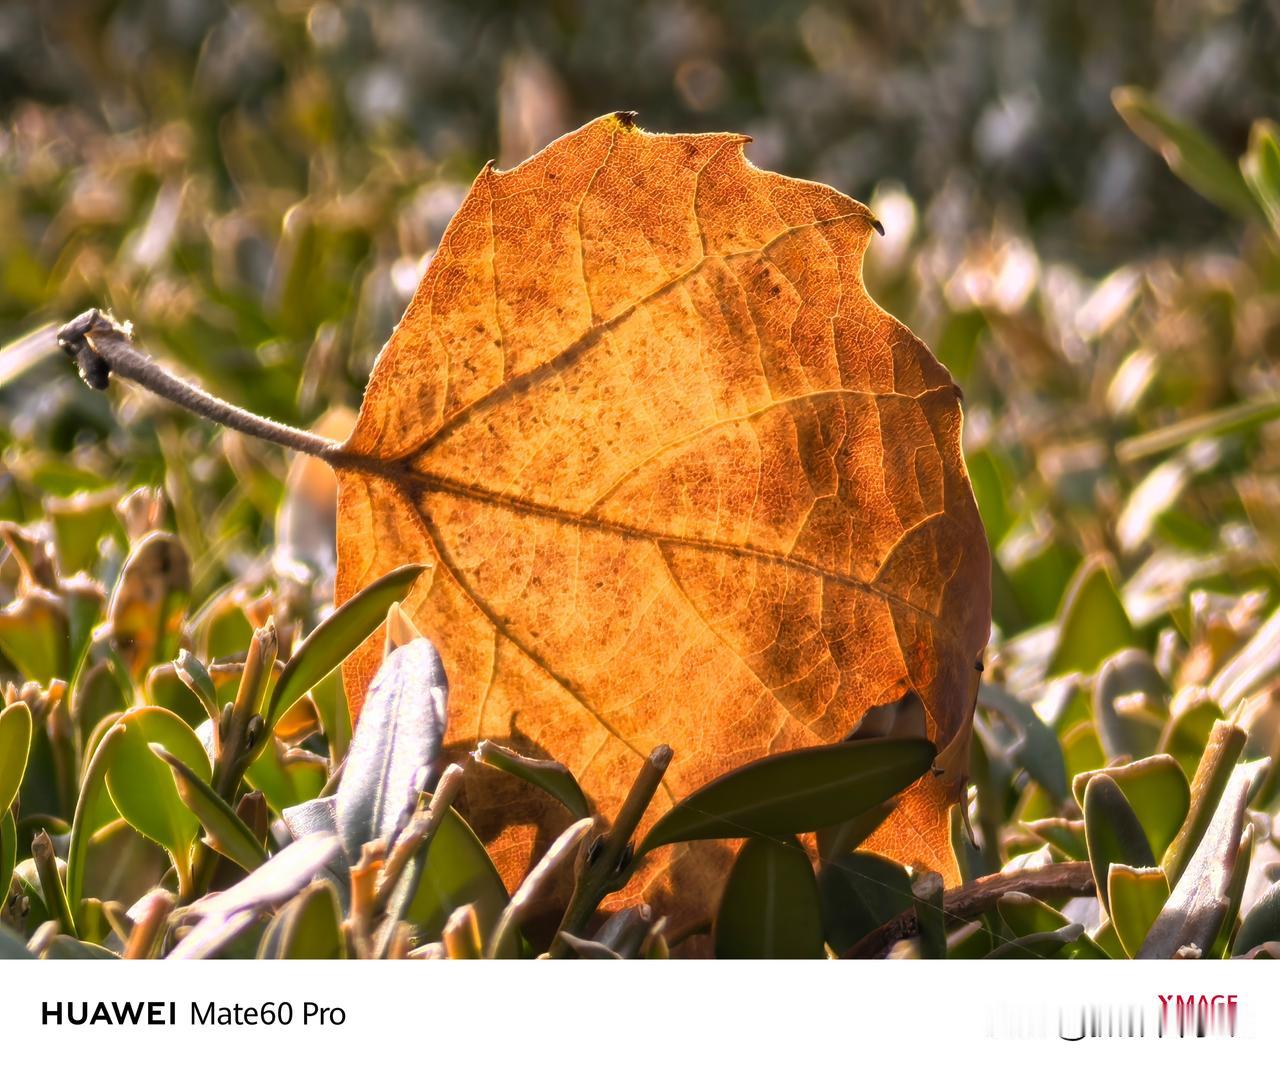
[331, 114, 990, 918]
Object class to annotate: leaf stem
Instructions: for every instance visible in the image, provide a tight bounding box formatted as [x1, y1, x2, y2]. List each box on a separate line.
[547, 744, 672, 958]
[56, 309, 345, 460]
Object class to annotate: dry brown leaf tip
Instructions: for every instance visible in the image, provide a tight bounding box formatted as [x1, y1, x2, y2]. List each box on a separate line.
[332, 113, 991, 917]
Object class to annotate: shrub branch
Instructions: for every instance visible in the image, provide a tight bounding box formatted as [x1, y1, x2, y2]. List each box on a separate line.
[57, 309, 345, 460]
[843, 861, 1097, 958]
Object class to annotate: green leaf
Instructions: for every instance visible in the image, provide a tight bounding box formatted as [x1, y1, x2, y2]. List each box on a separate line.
[65, 722, 124, 910]
[150, 743, 267, 873]
[335, 637, 446, 858]
[1242, 119, 1280, 235]
[998, 891, 1071, 937]
[815, 800, 896, 863]
[1108, 865, 1169, 958]
[978, 682, 1068, 801]
[1084, 773, 1155, 912]
[639, 737, 936, 854]
[1048, 557, 1135, 677]
[0, 589, 68, 683]
[41, 937, 118, 960]
[266, 562, 428, 729]
[173, 649, 220, 722]
[1235, 878, 1280, 958]
[45, 489, 121, 575]
[404, 803, 508, 944]
[1159, 692, 1223, 782]
[474, 740, 590, 820]
[105, 707, 211, 886]
[1092, 649, 1167, 761]
[986, 922, 1084, 959]
[1091, 920, 1125, 959]
[0, 809, 16, 910]
[0, 701, 33, 816]
[1023, 818, 1088, 861]
[997, 891, 1112, 958]
[714, 835, 824, 959]
[244, 737, 327, 813]
[817, 852, 911, 955]
[1112, 86, 1261, 219]
[0, 920, 33, 959]
[1117, 395, 1280, 464]
[1073, 755, 1190, 859]
[258, 881, 346, 959]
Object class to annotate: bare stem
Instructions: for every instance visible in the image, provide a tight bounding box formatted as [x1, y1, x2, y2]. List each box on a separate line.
[842, 861, 1097, 959]
[57, 309, 345, 461]
[547, 744, 673, 958]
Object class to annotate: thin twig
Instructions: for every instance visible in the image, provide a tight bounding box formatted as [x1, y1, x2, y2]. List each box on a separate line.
[374, 763, 466, 914]
[843, 861, 1097, 958]
[57, 309, 345, 460]
[547, 744, 673, 958]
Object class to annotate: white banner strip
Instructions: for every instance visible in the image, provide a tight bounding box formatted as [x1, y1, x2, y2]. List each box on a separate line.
[0, 959, 1268, 1065]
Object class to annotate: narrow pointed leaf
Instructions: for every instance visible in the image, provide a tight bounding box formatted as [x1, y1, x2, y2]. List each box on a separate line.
[267, 563, 428, 729]
[187, 833, 342, 921]
[998, 891, 1072, 937]
[404, 803, 508, 945]
[1242, 119, 1280, 234]
[1113, 86, 1261, 219]
[640, 737, 935, 854]
[150, 743, 267, 872]
[475, 740, 590, 819]
[173, 650, 220, 722]
[65, 722, 124, 909]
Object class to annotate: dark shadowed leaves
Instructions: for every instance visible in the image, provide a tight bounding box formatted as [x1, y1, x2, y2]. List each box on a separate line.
[1083, 773, 1155, 911]
[474, 740, 590, 820]
[639, 738, 935, 854]
[714, 835, 824, 959]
